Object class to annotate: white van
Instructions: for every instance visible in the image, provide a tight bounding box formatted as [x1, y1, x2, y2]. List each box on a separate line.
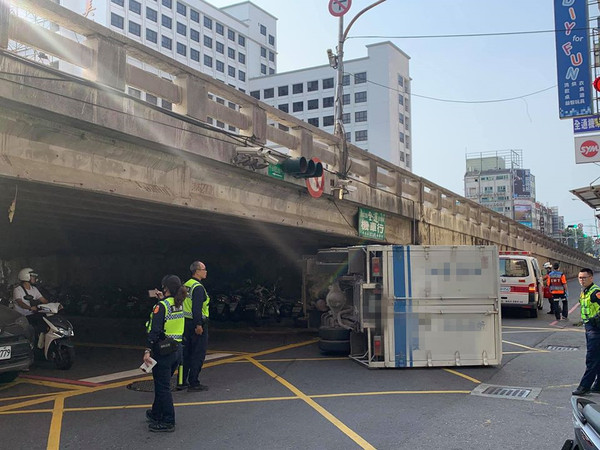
[499, 251, 544, 318]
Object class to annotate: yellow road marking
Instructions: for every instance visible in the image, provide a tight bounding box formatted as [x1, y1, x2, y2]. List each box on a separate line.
[47, 396, 65, 450]
[0, 408, 53, 415]
[0, 391, 79, 403]
[247, 356, 375, 450]
[0, 395, 57, 413]
[229, 357, 347, 363]
[502, 339, 547, 352]
[443, 369, 481, 384]
[311, 390, 471, 398]
[503, 350, 551, 354]
[22, 379, 88, 391]
[0, 379, 23, 392]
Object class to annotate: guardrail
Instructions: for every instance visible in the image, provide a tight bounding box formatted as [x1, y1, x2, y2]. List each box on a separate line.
[1, 0, 597, 273]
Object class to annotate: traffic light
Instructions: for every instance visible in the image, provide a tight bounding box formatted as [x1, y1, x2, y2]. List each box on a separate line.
[567, 224, 577, 228]
[280, 157, 323, 178]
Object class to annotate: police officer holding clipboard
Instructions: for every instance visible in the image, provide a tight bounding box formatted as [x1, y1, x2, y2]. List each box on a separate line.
[143, 275, 186, 432]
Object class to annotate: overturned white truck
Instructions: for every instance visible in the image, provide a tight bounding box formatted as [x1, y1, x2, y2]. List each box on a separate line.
[305, 245, 502, 368]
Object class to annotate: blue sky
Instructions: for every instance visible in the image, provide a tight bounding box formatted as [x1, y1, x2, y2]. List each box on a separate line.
[211, 0, 600, 236]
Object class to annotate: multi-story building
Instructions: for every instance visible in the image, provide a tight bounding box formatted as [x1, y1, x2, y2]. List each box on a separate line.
[247, 42, 412, 170]
[59, 0, 278, 98]
[464, 150, 563, 236]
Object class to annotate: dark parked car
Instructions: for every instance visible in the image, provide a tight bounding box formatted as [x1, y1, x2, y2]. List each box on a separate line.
[0, 304, 34, 383]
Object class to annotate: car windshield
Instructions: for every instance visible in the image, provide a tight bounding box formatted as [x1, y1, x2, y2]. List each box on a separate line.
[499, 259, 529, 277]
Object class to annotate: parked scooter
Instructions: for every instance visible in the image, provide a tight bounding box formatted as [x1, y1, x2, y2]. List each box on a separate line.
[563, 395, 600, 450]
[35, 303, 75, 370]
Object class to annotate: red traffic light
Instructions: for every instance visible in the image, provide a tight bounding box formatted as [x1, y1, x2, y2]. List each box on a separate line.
[593, 77, 600, 91]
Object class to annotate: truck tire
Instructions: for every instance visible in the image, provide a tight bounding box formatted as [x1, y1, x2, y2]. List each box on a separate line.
[529, 308, 538, 319]
[318, 326, 351, 341]
[0, 371, 19, 383]
[318, 339, 350, 354]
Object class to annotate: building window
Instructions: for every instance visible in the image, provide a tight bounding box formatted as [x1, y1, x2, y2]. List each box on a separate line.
[261, 47, 267, 58]
[355, 111, 367, 122]
[162, 99, 172, 110]
[191, 9, 199, 22]
[111, 13, 124, 29]
[307, 80, 318, 92]
[279, 104, 289, 113]
[176, 1, 186, 15]
[216, 22, 224, 35]
[292, 83, 303, 94]
[228, 29, 235, 41]
[128, 21, 141, 36]
[146, 7, 157, 22]
[129, 0, 141, 14]
[308, 117, 319, 127]
[238, 70, 245, 81]
[146, 28, 157, 43]
[260, 24, 267, 35]
[191, 48, 200, 61]
[322, 78, 334, 89]
[146, 93, 157, 105]
[261, 64, 267, 74]
[342, 113, 350, 124]
[342, 93, 350, 105]
[268, 34, 275, 46]
[345, 132, 351, 142]
[399, 131, 405, 143]
[228, 66, 236, 77]
[354, 72, 367, 84]
[323, 115, 334, 126]
[355, 91, 367, 103]
[162, 0, 172, 8]
[228, 47, 235, 59]
[278, 85, 288, 96]
[204, 16, 212, 29]
[238, 53, 246, 64]
[190, 29, 199, 42]
[128, 87, 141, 98]
[216, 60, 224, 72]
[269, 68, 275, 75]
[238, 35, 246, 47]
[111, 0, 124, 6]
[498, 186, 507, 193]
[204, 36, 212, 48]
[406, 154, 410, 168]
[216, 42, 224, 54]
[269, 51, 275, 62]
[264, 88, 274, 99]
[398, 113, 404, 124]
[250, 90, 260, 100]
[405, 117, 410, 129]
[203, 54, 212, 67]
[162, 15, 172, 29]
[355, 130, 368, 141]
[161, 35, 172, 50]
[176, 22, 186, 36]
[342, 74, 350, 86]
[176, 42, 186, 56]
[307, 99, 318, 110]
[322, 97, 334, 108]
[293, 101, 303, 112]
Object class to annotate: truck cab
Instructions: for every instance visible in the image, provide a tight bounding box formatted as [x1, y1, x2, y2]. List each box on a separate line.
[499, 251, 544, 318]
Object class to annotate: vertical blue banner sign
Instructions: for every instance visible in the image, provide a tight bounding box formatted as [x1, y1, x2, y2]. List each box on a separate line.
[553, 0, 592, 118]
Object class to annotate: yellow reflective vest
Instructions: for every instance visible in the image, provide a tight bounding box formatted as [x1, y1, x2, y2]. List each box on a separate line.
[580, 284, 600, 323]
[184, 278, 210, 319]
[146, 297, 185, 342]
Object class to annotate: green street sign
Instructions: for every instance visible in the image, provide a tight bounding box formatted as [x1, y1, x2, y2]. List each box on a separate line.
[358, 207, 386, 240]
[268, 163, 284, 180]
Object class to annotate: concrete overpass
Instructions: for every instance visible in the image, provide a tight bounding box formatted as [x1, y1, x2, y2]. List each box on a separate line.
[0, 0, 596, 288]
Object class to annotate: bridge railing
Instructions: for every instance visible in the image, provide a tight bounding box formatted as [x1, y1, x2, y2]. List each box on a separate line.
[1, 0, 597, 272]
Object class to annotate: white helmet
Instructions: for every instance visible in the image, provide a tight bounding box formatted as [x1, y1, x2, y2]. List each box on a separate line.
[543, 262, 552, 269]
[18, 268, 37, 282]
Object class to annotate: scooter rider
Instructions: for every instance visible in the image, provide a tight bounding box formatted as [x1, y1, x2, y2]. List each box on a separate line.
[548, 262, 569, 321]
[12, 268, 49, 337]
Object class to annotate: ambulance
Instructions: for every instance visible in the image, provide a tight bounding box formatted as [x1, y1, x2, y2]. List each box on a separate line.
[499, 251, 544, 317]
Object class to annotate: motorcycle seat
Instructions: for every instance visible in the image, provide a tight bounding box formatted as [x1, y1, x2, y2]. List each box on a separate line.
[583, 404, 600, 435]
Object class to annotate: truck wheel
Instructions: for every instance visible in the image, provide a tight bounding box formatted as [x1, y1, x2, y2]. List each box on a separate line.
[0, 371, 19, 383]
[318, 339, 350, 354]
[529, 308, 538, 319]
[318, 326, 350, 341]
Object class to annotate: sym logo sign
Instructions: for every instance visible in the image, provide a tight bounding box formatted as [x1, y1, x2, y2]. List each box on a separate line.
[580, 140, 599, 158]
[574, 135, 600, 164]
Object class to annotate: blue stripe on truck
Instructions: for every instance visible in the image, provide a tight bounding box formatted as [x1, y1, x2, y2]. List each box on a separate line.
[393, 246, 407, 367]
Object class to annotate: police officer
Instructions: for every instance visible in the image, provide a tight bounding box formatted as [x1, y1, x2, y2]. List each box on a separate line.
[181, 261, 210, 392]
[143, 275, 186, 431]
[547, 262, 568, 321]
[572, 268, 600, 396]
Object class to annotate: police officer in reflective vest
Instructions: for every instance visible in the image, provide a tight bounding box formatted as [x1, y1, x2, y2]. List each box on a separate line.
[180, 261, 210, 392]
[573, 268, 600, 396]
[143, 275, 185, 431]
[547, 262, 568, 321]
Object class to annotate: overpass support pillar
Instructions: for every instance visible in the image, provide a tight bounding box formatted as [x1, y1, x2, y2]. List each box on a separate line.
[173, 74, 208, 119]
[84, 37, 126, 91]
[0, 0, 9, 49]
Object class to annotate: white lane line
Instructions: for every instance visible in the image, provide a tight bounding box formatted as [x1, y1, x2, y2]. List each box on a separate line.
[80, 352, 231, 383]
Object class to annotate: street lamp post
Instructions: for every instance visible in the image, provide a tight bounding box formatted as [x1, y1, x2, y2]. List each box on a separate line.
[328, 0, 387, 196]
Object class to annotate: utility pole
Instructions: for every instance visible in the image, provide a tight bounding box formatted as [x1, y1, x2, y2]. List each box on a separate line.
[327, 0, 387, 197]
